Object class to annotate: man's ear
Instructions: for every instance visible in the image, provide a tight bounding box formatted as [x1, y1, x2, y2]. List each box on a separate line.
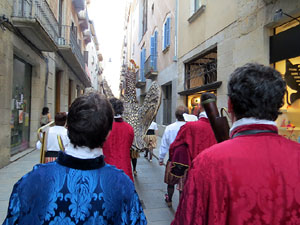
[228, 98, 237, 122]
[227, 98, 233, 113]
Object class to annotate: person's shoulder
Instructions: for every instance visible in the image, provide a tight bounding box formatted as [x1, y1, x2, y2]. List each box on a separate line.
[102, 164, 134, 184]
[277, 135, 300, 150]
[100, 164, 135, 196]
[187, 118, 210, 130]
[17, 162, 58, 186]
[166, 122, 177, 129]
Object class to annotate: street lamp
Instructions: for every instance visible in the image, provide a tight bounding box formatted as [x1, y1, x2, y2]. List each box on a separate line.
[274, 9, 300, 24]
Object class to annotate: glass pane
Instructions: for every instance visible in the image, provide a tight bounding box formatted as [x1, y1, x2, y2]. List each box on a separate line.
[275, 56, 300, 143]
[11, 57, 31, 154]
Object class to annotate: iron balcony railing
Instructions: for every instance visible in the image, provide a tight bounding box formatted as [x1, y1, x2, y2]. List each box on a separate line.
[59, 25, 85, 70]
[144, 55, 157, 76]
[12, 0, 59, 45]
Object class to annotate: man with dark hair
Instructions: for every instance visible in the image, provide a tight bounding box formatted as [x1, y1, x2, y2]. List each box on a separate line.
[164, 93, 217, 206]
[172, 63, 300, 225]
[4, 93, 146, 224]
[102, 98, 135, 181]
[36, 112, 69, 163]
[159, 105, 188, 207]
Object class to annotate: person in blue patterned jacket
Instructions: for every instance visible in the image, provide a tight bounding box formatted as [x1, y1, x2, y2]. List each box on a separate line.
[3, 93, 147, 225]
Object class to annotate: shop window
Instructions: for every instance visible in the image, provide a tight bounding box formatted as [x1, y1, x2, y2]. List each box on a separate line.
[187, 91, 216, 115]
[184, 48, 217, 90]
[275, 57, 300, 143]
[11, 57, 32, 154]
[275, 17, 300, 35]
[273, 19, 300, 143]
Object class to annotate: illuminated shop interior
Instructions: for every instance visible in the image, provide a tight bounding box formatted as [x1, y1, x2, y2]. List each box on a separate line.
[273, 18, 300, 142]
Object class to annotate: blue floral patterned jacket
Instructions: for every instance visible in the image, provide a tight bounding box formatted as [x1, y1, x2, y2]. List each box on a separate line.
[3, 152, 147, 225]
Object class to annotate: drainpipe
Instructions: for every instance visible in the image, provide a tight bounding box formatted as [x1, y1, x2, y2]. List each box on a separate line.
[174, 0, 178, 62]
[43, 57, 49, 107]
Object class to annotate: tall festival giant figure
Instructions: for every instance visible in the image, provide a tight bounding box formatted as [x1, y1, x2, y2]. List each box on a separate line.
[102, 69, 162, 151]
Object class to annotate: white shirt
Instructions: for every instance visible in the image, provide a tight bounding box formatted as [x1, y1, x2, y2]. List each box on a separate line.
[148, 121, 158, 130]
[183, 113, 198, 122]
[159, 121, 186, 161]
[198, 111, 208, 119]
[36, 126, 69, 151]
[64, 143, 103, 159]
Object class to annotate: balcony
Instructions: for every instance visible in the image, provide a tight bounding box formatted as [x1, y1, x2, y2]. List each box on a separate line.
[78, 9, 89, 31]
[57, 25, 91, 87]
[135, 70, 146, 88]
[12, 0, 59, 52]
[144, 55, 158, 80]
[72, 0, 85, 11]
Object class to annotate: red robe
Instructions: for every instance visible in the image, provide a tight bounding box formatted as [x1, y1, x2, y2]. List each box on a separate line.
[172, 124, 300, 225]
[169, 117, 217, 173]
[102, 118, 134, 181]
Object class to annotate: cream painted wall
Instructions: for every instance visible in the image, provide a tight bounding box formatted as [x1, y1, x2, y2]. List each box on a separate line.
[127, 0, 176, 72]
[178, 0, 238, 58]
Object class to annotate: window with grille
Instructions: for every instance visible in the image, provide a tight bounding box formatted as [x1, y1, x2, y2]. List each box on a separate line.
[185, 48, 217, 90]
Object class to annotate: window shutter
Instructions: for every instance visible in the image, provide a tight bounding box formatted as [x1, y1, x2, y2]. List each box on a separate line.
[142, 48, 146, 81]
[140, 50, 144, 81]
[167, 17, 171, 47]
[154, 31, 158, 70]
[150, 36, 155, 69]
[164, 22, 167, 50]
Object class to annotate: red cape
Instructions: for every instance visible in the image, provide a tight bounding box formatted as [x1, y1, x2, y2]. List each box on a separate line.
[169, 117, 217, 168]
[102, 119, 134, 181]
[172, 124, 300, 225]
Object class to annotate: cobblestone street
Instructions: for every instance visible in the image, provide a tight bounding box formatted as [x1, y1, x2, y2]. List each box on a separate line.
[0, 138, 179, 224]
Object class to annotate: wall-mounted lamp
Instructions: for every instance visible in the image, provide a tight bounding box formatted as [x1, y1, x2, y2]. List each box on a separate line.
[274, 9, 300, 24]
[0, 15, 9, 31]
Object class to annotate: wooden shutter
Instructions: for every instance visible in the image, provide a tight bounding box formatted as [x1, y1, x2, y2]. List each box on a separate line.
[166, 17, 171, 47]
[150, 35, 155, 69]
[154, 31, 158, 70]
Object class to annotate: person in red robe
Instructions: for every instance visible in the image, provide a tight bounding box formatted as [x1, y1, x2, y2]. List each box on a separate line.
[165, 92, 217, 206]
[102, 98, 135, 181]
[172, 63, 300, 225]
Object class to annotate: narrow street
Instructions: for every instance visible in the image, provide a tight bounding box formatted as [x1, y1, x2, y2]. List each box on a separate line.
[0, 138, 179, 225]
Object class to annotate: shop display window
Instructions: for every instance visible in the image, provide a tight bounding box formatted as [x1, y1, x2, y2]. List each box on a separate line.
[272, 17, 300, 143]
[11, 57, 32, 154]
[187, 91, 216, 116]
[275, 56, 300, 143]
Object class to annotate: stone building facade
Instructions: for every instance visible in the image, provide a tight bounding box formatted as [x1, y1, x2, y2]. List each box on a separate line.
[0, 0, 99, 168]
[123, 0, 178, 131]
[123, 0, 300, 142]
[177, 0, 300, 142]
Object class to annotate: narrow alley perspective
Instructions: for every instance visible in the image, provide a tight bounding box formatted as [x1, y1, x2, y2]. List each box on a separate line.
[2, 0, 300, 224]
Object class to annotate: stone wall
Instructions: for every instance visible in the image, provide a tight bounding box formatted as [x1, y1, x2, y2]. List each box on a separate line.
[177, 0, 300, 112]
[0, 30, 13, 168]
[0, 1, 14, 167]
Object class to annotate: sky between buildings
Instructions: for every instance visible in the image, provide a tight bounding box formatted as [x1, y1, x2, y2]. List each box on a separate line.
[88, 0, 127, 97]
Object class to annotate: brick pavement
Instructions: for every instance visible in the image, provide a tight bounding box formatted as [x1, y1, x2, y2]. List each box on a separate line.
[0, 138, 179, 224]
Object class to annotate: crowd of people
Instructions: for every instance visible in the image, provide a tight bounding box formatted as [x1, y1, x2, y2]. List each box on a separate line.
[3, 63, 300, 224]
